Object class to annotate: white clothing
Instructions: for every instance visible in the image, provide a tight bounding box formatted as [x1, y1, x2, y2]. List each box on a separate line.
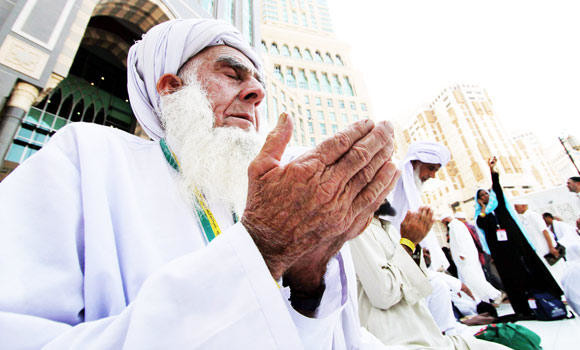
[561, 262, 580, 315]
[552, 220, 580, 250]
[350, 218, 508, 349]
[421, 231, 451, 272]
[127, 19, 263, 140]
[425, 271, 467, 335]
[448, 219, 501, 302]
[0, 123, 363, 349]
[518, 210, 566, 282]
[384, 141, 450, 232]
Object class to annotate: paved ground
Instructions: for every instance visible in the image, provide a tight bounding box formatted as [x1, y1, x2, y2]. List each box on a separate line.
[467, 303, 580, 349]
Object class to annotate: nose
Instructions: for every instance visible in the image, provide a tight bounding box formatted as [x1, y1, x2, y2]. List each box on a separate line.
[240, 78, 265, 106]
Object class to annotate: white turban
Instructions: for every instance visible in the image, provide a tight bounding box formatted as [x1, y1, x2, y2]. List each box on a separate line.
[384, 141, 451, 272]
[454, 211, 466, 220]
[384, 141, 451, 231]
[127, 18, 263, 140]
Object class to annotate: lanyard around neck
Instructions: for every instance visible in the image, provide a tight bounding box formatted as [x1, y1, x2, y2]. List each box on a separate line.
[160, 139, 226, 243]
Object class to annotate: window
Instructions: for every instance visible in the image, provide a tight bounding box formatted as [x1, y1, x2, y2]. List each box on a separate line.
[274, 66, 284, 83]
[315, 97, 321, 106]
[335, 55, 344, 65]
[317, 111, 324, 121]
[332, 124, 338, 134]
[286, 67, 297, 88]
[310, 137, 315, 146]
[292, 47, 302, 59]
[352, 114, 359, 121]
[327, 98, 333, 107]
[329, 112, 337, 122]
[320, 123, 327, 135]
[304, 95, 310, 104]
[281, 91, 286, 101]
[324, 53, 333, 64]
[341, 113, 348, 123]
[343, 76, 355, 96]
[361, 103, 367, 111]
[321, 73, 332, 93]
[281, 45, 290, 56]
[309, 71, 320, 91]
[301, 13, 307, 26]
[350, 102, 356, 110]
[314, 51, 323, 62]
[331, 75, 342, 95]
[339, 100, 345, 108]
[306, 109, 312, 119]
[260, 41, 268, 53]
[271, 43, 280, 55]
[304, 49, 313, 60]
[290, 98, 294, 108]
[299, 118, 304, 131]
[292, 10, 298, 24]
[297, 69, 308, 89]
[308, 121, 314, 133]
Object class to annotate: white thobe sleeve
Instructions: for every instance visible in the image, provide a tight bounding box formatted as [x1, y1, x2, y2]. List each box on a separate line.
[350, 223, 431, 309]
[0, 139, 305, 349]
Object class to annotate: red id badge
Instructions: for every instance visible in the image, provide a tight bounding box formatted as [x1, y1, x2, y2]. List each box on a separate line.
[497, 229, 508, 241]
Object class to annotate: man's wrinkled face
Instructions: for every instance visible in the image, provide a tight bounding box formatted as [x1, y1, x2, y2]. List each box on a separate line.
[514, 204, 528, 214]
[567, 179, 579, 193]
[414, 161, 441, 183]
[191, 46, 265, 131]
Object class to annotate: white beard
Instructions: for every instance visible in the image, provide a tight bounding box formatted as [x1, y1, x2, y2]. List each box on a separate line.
[159, 80, 264, 217]
[413, 166, 424, 191]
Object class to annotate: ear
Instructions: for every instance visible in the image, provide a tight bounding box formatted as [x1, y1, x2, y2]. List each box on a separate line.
[156, 74, 183, 95]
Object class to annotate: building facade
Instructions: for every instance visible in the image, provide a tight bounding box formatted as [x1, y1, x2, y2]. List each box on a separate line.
[258, 0, 374, 147]
[395, 84, 544, 218]
[0, 0, 259, 180]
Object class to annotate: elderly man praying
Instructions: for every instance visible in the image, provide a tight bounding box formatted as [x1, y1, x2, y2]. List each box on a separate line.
[0, 19, 399, 349]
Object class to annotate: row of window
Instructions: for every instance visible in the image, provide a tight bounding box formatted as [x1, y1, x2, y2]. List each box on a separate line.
[273, 66, 354, 96]
[262, 42, 344, 65]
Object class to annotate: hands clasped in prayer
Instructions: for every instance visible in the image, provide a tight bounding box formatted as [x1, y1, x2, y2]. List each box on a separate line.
[242, 113, 399, 288]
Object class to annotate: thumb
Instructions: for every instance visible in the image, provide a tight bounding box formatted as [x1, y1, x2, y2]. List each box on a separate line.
[249, 113, 293, 177]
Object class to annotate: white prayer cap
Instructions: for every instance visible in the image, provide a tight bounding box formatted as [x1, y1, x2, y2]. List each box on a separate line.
[454, 211, 466, 219]
[404, 141, 451, 167]
[127, 18, 263, 140]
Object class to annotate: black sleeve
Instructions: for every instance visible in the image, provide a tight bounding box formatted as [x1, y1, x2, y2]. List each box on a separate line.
[490, 172, 506, 208]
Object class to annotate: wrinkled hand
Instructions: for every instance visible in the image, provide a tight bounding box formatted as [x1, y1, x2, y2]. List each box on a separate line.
[400, 206, 434, 245]
[242, 114, 398, 280]
[460, 283, 475, 300]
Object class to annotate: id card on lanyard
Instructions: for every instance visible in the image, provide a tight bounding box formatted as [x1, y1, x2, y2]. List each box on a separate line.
[493, 214, 508, 242]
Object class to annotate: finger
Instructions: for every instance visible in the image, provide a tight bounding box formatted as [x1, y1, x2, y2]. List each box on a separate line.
[341, 147, 390, 204]
[351, 161, 398, 216]
[331, 121, 394, 184]
[248, 113, 292, 178]
[315, 119, 375, 165]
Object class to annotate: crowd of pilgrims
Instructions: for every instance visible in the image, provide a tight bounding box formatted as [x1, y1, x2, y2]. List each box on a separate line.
[363, 154, 580, 341]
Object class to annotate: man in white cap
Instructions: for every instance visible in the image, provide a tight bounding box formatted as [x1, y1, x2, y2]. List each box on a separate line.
[350, 202, 509, 349]
[0, 19, 399, 348]
[441, 213, 502, 304]
[514, 200, 566, 282]
[383, 141, 452, 273]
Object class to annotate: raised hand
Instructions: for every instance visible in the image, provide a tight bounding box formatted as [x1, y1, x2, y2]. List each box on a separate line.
[242, 113, 397, 280]
[400, 206, 434, 246]
[488, 156, 497, 173]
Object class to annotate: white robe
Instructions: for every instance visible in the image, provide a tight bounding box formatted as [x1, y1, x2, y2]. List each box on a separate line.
[517, 210, 566, 282]
[448, 219, 500, 302]
[350, 219, 509, 349]
[0, 123, 365, 349]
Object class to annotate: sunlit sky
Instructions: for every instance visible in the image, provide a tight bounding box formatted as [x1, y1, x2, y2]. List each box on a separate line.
[329, 0, 580, 146]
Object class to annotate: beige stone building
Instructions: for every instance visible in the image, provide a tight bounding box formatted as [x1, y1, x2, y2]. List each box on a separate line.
[395, 84, 545, 218]
[258, 0, 374, 147]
